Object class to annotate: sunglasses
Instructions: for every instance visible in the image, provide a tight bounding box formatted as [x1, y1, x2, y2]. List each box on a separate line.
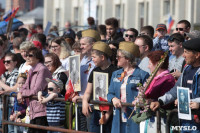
[27, 54, 34, 58]
[176, 28, 184, 31]
[3, 60, 12, 64]
[44, 61, 52, 65]
[48, 87, 54, 91]
[125, 34, 134, 38]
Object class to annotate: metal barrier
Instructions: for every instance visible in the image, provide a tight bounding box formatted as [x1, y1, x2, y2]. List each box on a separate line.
[0, 93, 164, 133]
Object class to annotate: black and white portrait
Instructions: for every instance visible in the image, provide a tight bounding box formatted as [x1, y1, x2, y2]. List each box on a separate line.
[69, 55, 81, 91]
[93, 72, 108, 101]
[177, 87, 191, 120]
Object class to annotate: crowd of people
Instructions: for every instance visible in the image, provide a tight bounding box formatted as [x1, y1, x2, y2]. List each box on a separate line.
[0, 17, 200, 133]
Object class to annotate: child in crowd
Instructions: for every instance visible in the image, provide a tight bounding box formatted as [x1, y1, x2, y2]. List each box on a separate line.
[10, 73, 28, 133]
[10, 73, 27, 122]
[72, 41, 83, 60]
[38, 78, 65, 133]
[82, 41, 118, 133]
[153, 24, 170, 51]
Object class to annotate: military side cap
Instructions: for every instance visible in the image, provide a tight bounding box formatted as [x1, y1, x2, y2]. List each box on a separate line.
[93, 41, 112, 57]
[119, 41, 140, 57]
[82, 29, 101, 41]
[182, 38, 200, 52]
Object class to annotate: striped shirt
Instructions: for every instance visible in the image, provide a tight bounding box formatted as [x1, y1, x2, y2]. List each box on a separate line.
[46, 94, 66, 126]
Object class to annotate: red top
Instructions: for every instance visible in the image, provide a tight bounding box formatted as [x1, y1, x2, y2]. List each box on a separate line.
[145, 70, 175, 100]
[0, 56, 6, 77]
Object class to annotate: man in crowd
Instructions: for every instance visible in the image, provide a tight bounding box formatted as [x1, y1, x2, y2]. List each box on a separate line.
[124, 28, 138, 42]
[168, 33, 185, 79]
[63, 21, 76, 40]
[135, 35, 153, 74]
[174, 20, 191, 39]
[150, 38, 200, 132]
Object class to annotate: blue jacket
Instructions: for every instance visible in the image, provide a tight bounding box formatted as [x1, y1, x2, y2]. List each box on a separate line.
[107, 67, 149, 133]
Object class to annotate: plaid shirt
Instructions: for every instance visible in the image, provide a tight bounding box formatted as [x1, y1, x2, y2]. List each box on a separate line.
[0, 68, 18, 109]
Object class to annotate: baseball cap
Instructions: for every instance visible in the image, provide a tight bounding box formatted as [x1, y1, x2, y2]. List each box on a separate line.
[156, 24, 167, 31]
[46, 78, 64, 90]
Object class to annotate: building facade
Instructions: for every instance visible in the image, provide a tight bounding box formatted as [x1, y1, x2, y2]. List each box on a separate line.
[44, 0, 200, 32]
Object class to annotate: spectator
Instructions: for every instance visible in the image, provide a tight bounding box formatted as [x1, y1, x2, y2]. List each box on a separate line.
[82, 41, 117, 133]
[107, 41, 149, 133]
[75, 30, 82, 42]
[0, 39, 6, 77]
[19, 41, 35, 74]
[168, 33, 185, 79]
[185, 30, 200, 40]
[18, 28, 28, 41]
[97, 25, 107, 42]
[150, 38, 200, 132]
[135, 35, 153, 74]
[63, 21, 76, 40]
[17, 47, 52, 133]
[38, 78, 66, 132]
[105, 17, 124, 48]
[140, 25, 154, 39]
[124, 28, 138, 42]
[13, 37, 26, 66]
[0, 52, 19, 133]
[72, 41, 83, 60]
[153, 24, 169, 51]
[49, 37, 71, 71]
[44, 53, 68, 95]
[49, 26, 59, 36]
[174, 20, 191, 39]
[87, 17, 97, 30]
[36, 24, 43, 34]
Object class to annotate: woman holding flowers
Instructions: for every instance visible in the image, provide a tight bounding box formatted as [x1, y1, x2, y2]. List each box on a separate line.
[107, 42, 149, 133]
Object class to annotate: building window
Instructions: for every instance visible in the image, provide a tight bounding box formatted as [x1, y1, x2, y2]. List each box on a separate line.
[115, 4, 121, 26]
[172, 0, 175, 15]
[56, 8, 60, 27]
[163, 0, 170, 15]
[74, 7, 79, 26]
[139, 2, 144, 28]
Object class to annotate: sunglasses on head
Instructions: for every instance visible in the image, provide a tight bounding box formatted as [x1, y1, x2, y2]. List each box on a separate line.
[125, 34, 134, 38]
[27, 54, 34, 58]
[176, 28, 184, 31]
[3, 60, 12, 64]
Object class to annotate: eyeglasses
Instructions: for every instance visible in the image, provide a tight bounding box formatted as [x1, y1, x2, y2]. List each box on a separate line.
[3, 60, 12, 64]
[116, 55, 125, 60]
[125, 34, 134, 38]
[50, 45, 59, 49]
[44, 61, 52, 65]
[176, 28, 184, 31]
[27, 54, 34, 58]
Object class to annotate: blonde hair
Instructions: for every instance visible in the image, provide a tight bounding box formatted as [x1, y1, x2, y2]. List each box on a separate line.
[17, 73, 27, 82]
[20, 41, 35, 50]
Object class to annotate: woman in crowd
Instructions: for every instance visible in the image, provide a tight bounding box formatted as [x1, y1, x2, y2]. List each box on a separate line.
[17, 47, 52, 133]
[49, 37, 71, 71]
[19, 41, 35, 74]
[107, 42, 149, 133]
[133, 50, 175, 133]
[44, 53, 68, 95]
[0, 52, 19, 133]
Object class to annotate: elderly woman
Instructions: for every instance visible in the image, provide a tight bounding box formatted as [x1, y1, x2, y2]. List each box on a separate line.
[17, 47, 51, 133]
[19, 41, 35, 74]
[49, 37, 71, 71]
[0, 53, 19, 133]
[44, 53, 68, 95]
[107, 42, 149, 133]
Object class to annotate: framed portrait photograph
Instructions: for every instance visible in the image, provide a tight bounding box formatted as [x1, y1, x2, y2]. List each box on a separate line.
[177, 86, 191, 120]
[69, 55, 81, 91]
[93, 72, 108, 110]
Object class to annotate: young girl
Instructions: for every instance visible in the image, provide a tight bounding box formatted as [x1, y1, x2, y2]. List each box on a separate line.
[10, 73, 27, 122]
